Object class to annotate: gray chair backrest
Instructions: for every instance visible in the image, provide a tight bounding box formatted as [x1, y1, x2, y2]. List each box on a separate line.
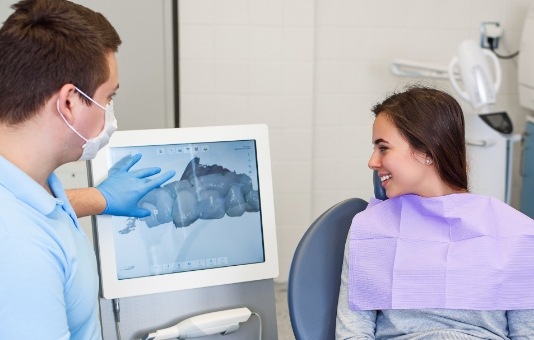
[287, 197, 368, 340]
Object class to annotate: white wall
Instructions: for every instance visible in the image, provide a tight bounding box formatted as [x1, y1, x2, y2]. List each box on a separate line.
[179, 0, 534, 282]
[178, 0, 316, 283]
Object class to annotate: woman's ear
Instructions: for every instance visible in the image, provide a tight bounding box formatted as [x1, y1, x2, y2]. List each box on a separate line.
[411, 149, 429, 165]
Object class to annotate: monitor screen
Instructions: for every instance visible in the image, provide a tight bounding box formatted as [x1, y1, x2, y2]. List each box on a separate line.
[89, 124, 278, 299]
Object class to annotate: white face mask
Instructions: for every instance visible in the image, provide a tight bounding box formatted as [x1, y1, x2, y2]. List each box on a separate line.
[57, 86, 118, 161]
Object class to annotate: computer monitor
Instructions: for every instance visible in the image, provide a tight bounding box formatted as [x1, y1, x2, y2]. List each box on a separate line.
[89, 124, 278, 299]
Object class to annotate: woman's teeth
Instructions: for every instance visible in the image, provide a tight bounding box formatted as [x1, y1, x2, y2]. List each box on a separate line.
[380, 174, 392, 182]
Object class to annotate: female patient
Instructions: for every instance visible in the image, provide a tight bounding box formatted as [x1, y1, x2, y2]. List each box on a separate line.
[336, 86, 534, 339]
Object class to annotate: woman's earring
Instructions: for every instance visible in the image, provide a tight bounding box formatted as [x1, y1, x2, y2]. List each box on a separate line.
[425, 158, 433, 165]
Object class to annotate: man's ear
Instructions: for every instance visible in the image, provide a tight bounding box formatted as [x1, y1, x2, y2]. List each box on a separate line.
[56, 84, 78, 123]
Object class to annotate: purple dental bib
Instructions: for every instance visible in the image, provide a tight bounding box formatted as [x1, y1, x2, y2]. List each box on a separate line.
[348, 194, 534, 310]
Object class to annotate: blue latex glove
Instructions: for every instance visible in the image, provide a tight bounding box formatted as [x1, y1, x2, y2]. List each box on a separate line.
[96, 153, 176, 217]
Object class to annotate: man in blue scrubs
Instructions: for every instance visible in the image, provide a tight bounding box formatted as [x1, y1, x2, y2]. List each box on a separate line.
[0, 1, 173, 338]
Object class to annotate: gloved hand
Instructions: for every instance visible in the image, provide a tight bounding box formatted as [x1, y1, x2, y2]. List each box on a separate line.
[96, 153, 176, 217]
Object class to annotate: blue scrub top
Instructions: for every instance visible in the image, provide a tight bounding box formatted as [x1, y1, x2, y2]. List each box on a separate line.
[0, 156, 101, 339]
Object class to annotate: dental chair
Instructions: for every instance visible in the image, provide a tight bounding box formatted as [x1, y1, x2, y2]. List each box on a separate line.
[287, 171, 386, 340]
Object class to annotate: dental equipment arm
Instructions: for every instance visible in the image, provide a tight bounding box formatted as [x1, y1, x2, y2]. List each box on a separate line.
[390, 59, 459, 79]
[141, 307, 252, 340]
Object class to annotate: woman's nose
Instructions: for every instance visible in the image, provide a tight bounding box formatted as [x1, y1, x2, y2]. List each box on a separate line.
[368, 152, 380, 170]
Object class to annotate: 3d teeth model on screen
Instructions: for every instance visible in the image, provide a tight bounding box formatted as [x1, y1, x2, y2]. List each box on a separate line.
[130, 157, 260, 230]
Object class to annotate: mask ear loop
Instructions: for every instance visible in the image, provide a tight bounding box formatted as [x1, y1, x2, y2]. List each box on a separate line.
[56, 99, 89, 143]
[74, 86, 106, 110]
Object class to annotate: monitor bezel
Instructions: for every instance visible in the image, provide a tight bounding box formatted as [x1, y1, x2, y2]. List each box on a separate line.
[89, 124, 278, 299]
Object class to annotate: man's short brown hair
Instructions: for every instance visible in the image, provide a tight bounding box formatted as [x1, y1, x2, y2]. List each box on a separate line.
[0, 0, 121, 125]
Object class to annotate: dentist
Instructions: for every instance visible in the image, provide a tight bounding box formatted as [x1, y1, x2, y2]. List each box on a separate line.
[0, 0, 173, 339]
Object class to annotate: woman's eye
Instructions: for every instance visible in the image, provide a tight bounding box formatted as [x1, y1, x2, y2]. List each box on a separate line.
[378, 146, 388, 152]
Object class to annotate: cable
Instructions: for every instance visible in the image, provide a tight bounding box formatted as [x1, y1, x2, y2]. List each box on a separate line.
[487, 37, 520, 59]
[251, 312, 262, 340]
[112, 298, 122, 340]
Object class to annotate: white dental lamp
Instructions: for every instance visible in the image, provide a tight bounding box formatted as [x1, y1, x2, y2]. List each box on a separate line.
[447, 40, 501, 112]
[391, 39, 520, 204]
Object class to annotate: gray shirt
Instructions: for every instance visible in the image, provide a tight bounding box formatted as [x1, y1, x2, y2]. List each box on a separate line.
[336, 239, 534, 339]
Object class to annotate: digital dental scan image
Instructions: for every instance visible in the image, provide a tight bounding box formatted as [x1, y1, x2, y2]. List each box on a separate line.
[108, 140, 265, 280]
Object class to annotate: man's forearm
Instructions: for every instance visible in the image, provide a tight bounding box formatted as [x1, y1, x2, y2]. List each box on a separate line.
[66, 187, 107, 218]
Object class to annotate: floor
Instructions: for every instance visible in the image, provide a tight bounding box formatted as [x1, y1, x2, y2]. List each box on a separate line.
[274, 281, 295, 340]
